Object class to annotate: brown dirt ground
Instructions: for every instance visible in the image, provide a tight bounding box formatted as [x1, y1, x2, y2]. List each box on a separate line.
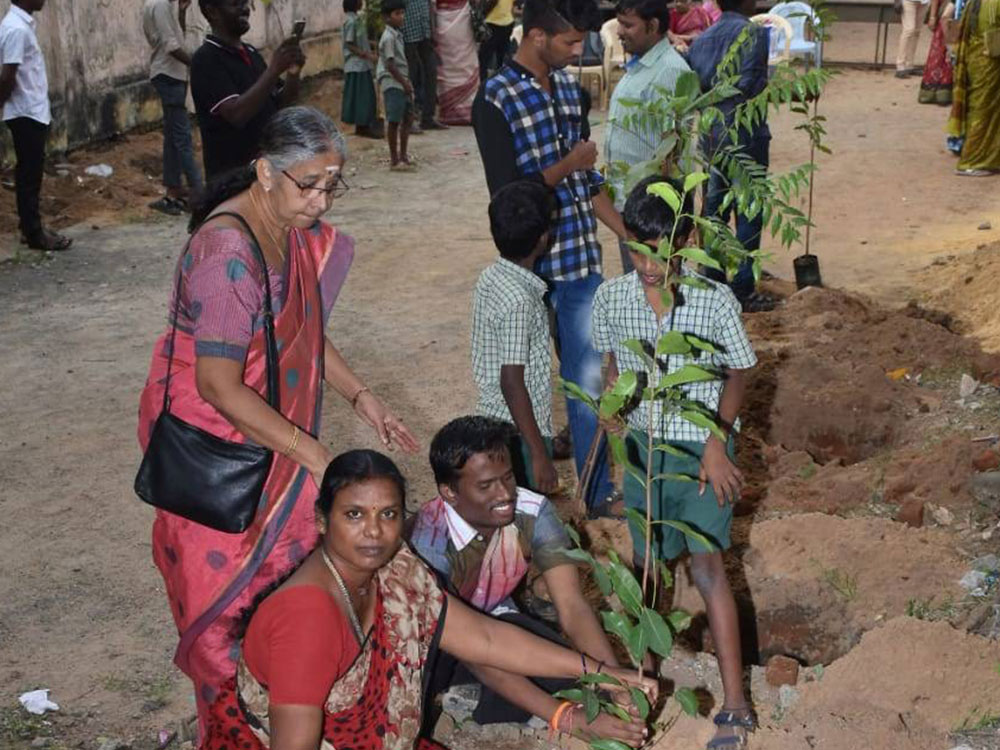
[3, 24, 1000, 750]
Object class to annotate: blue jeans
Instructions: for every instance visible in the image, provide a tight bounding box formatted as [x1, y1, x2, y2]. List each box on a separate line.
[703, 135, 770, 301]
[549, 273, 614, 511]
[152, 75, 203, 192]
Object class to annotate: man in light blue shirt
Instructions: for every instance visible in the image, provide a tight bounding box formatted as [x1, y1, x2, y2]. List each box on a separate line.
[604, 0, 690, 273]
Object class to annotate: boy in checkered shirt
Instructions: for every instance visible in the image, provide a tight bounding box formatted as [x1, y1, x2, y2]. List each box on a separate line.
[591, 175, 758, 744]
[471, 178, 560, 494]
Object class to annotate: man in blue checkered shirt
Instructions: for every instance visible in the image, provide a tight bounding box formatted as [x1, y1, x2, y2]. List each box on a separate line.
[472, 0, 626, 517]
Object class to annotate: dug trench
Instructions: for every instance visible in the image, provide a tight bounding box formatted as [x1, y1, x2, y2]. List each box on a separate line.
[557, 282, 1000, 750]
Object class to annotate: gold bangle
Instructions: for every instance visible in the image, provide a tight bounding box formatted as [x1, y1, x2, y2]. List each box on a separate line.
[350, 386, 371, 408]
[283, 425, 301, 457]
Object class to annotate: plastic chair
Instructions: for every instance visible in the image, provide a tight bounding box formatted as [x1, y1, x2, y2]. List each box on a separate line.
[511, 24, 523, 48]
[768, 1, 823, 67]
[750, 13, 793, 66]
[600, 18, 626, 109]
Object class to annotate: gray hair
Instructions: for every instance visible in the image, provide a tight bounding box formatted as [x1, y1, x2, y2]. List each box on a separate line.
[258, 106, 347, 170]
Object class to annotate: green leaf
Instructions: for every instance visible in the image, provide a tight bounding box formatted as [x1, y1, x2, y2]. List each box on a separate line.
[599, 392, 626, 420]
[602, 701, 633, 722]
[676, 246, 723, 271]
[608, 557, 644, 618]
[590, 740, 633, 750]
[564, 522, 581, 547]
[646, 180, 681, 213]
[657, 364, 718, 389]
[651, 471, 697, 483]
[653, 442, 689, 457]
[668, 609, 693, 633]
[684, 333, 720, 353]
[562, 378, 597, 409]
[677, 275, 712, 291]
[611, 369, 639, 398]
[623, 338, 655, 368]
[653, 133, 680, 161]
[629, 686, 651, 720]
[593, 562, 613, 597]
[674, 687, 700, 716]
[624, 506, 647, 536]
[656, 330, 692, 356]
[679, 410, 727, 442]
[579, 672, 623, 687]
[656, 519, 716, 552]
[626, 618, 649, 663]
[659, 560, 674, 589]
[583, 686, 601, 723]
[639, 606, 674, 658]
[562, 547, 594, 564]
[674, 70, 701, 99]
[553, 687, 585, 703]
[601, 610, 633, 644]
[683, 172, 710, 194]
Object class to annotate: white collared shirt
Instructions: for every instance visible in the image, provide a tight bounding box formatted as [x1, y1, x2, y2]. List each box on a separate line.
[0, 5, 51, 124]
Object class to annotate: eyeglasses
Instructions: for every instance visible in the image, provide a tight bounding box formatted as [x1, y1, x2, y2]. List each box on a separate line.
[281, 170, 350, 200]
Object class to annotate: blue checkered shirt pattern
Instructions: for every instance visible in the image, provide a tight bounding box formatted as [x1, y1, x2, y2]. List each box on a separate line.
[482, 65, 604, 281]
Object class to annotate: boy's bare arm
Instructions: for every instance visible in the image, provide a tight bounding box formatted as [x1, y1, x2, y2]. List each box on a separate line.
[699, 366, 751, 506]
[500, 365, 558, 493]
[386, 58, 413, 94]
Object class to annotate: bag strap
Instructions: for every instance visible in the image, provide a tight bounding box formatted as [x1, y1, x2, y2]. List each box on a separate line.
[160, 211, 282, 415]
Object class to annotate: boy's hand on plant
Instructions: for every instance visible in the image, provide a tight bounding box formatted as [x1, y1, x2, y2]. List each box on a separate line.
[353, 391, 421, 454]
[571, 708, 648, 747]
[699, 436, 743, 507]
[532, 453, 560, 494]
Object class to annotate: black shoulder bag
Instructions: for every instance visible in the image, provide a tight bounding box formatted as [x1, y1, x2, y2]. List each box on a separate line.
[134, 212, 281, 534]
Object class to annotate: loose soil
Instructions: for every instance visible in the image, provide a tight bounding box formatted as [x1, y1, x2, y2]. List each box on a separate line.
[3, 36, 1000, 750]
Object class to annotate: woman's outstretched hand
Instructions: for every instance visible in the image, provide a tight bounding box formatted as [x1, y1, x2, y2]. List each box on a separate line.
[570, 706, 649, 747]
[353, 392, 420, 453]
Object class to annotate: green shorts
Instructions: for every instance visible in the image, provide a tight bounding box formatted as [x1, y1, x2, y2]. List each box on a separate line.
[623, 432, 735, 562]
[382, 87, 412, 124]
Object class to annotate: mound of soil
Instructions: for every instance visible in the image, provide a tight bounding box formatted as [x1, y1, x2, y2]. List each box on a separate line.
[743, 286, 1000, 465]
[753, 617, 1000, 750]
[920, 240, 1000, 352]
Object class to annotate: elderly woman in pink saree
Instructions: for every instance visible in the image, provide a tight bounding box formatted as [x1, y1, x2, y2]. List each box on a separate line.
[136, 107, 418, 740]
[669, 0, 720, 50]
[435, 0, 480, 124]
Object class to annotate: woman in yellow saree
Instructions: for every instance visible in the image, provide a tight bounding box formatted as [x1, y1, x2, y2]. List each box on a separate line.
[947, 0, 1000, 175]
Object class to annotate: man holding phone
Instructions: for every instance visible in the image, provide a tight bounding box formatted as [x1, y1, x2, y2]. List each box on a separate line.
[190, 0, 305, 179]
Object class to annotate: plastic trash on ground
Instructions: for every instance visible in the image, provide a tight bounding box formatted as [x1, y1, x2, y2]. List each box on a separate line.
[18, 689, 60, 715]
[84, 164, 114, 178]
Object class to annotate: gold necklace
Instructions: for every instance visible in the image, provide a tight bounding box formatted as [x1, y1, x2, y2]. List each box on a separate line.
[320, 548, 366, 642]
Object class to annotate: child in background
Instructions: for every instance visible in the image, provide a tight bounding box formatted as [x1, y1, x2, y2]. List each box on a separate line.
[341, 0, 382, 138]
[591, 175, 758, 748]
[376, 0, 416, 171]
[471, 178, 559, 492]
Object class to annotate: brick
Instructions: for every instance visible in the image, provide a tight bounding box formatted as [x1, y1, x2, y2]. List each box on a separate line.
[765, 654, 800, 687]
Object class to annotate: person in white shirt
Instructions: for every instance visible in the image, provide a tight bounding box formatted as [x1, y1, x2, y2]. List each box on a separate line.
[894, 0, 931, 77]
[143, 0, 203, 215]
[0, 0, 71, 251]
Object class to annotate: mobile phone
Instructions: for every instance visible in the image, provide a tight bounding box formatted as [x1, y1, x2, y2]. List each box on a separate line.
[292, 19, 306, 40]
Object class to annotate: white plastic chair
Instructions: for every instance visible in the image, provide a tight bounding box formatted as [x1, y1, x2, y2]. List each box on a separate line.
[750, 13, 793, 66]
[769, 1, 823, 67]
[600, 18, 626, 109]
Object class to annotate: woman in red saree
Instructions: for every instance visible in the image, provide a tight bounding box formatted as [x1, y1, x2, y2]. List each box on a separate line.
[668, 0, 718, 51]
[919, 0, 954, 104]
[137, 106, 418, 739]
[204, 449, 656, 750]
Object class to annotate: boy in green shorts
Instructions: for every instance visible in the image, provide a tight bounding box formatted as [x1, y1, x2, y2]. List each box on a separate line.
[376, 0, 415, 171]
[591, 175, 757, 749]
[472, 178, 559, 493]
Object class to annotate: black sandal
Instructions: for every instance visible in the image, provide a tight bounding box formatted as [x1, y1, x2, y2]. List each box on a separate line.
[707, 708, 757, 749]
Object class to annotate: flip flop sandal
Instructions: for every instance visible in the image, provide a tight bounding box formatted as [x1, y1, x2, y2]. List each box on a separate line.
[707, 708, 757, 749]
[149, 196, 184, 216]
[588, 491, 625, 520]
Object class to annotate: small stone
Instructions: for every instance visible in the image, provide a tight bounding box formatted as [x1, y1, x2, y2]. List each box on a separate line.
[960, 374, 979, 399]
[765, 655, 800, 687]
[31, 738, 52, 748]
[972, 449, 1000, 472]
[931, 506, 955, 526]
[778, 684, 800, 711]
[97, 738, 131, 750]
[978, 222, 992, 231]
[894, 498, 924, 528]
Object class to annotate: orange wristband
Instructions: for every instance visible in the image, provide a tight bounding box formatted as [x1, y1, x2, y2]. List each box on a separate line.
[549, 701, 574, 734]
